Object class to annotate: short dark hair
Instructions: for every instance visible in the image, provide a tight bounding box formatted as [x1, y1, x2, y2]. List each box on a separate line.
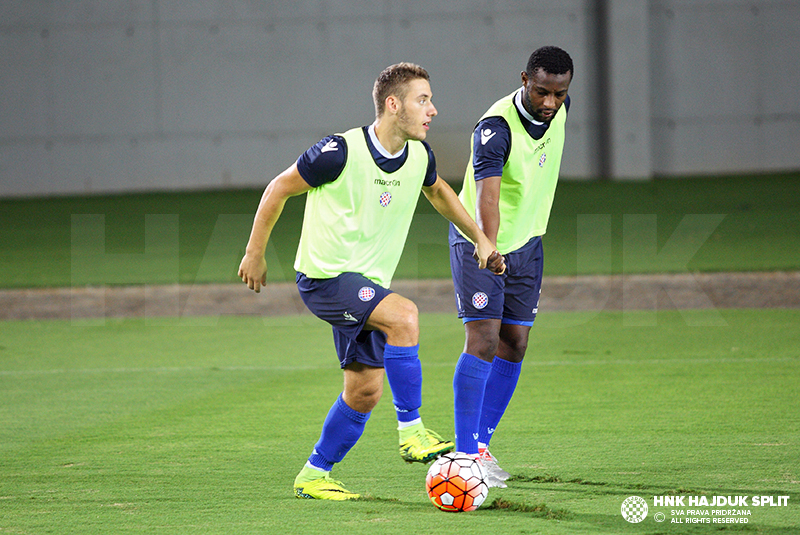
[526, 46, 573, 78]
[372, 62, 430, 118]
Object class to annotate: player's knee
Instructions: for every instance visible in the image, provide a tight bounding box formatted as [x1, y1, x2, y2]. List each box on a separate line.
[500, 332, 528, 362]
[472, 339, 499, 361]
[504, 343, 527, 362]
[359, 389, 382, 412]
[388, 299, 419, 340]
[399, 300, 419, 331]
[465, 324, 500, 361]
[346, 383, 383, 413]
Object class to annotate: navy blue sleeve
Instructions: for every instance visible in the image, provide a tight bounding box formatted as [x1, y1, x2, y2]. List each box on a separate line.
[421, 140, 437, 187]
[295, 135, 347, 187]
[472, 116, 511, 181]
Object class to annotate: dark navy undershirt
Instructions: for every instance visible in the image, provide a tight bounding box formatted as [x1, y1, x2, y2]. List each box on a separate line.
[472, 92, 571, 181]
[296, 126, 437, 188]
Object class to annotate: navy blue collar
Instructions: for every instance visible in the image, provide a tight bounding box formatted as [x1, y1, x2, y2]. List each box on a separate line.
[361, 125, 409, 173]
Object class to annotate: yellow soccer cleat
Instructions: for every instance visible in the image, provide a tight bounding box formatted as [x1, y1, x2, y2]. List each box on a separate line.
[294, 475, 360, 501]
[399, 427, 455, 464]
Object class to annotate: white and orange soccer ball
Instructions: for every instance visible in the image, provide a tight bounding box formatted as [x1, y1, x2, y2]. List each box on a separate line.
[425, 452, 489, 512]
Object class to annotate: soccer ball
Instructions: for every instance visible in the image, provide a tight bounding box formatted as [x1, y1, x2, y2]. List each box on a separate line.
[425, 452, 489, 512]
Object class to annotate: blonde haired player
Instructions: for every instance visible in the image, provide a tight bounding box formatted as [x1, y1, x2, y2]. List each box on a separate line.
[239, 63, 504, 500]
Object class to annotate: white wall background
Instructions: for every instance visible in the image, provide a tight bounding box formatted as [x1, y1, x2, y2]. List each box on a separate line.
[0, 0, 798, 197]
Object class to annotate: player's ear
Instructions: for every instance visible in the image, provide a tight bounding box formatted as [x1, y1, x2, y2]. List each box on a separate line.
[385, 94, 399, 115]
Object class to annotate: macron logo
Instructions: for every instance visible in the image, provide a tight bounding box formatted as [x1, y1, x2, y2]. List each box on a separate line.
[480, 128, 496, 145]
[321, 140, 339, 153]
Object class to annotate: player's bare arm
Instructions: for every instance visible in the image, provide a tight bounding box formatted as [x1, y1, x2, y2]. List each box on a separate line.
[474, 175, 502, 246]
[422, 175, 505, 274]
[238, 163, 312, 293]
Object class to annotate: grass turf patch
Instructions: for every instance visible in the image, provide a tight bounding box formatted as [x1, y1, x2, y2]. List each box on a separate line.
[1, 309, 798, 533]
[2, 173, 799, 288]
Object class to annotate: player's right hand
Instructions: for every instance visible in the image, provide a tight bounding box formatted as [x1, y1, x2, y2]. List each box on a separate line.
[472, 246, 506, 275]
[238, 254, 267, 293]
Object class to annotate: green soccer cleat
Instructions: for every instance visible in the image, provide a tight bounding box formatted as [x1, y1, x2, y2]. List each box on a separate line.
[399, 427, 455, 464]
[294, 475, 360, 501]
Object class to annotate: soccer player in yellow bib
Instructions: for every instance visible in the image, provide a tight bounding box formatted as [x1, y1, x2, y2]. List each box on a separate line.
[449, 46, 573, 487]
[239, 63, 505, 500]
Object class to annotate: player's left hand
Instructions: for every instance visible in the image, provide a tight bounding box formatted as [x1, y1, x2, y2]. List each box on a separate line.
[486, 250, 505, 275]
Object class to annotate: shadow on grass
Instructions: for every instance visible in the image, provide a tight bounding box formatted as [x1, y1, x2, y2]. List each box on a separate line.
[483, 497, 572, 520]
[508, 472, 793, 501]
[510, 473, 608, 486]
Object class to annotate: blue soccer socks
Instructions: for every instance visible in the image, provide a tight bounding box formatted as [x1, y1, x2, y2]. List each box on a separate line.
[307, 394, 371, 472]
[453, 352, 492, 455]
[478, 357, 522, 446]
[383, 343, 422, 423]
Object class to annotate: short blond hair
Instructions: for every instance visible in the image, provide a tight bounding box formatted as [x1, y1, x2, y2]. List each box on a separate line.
[372, 62, 430, 118]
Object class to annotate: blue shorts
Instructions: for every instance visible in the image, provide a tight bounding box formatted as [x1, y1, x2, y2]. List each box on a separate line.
[296, 272, 392, 369]
[449, 235, 543, 326]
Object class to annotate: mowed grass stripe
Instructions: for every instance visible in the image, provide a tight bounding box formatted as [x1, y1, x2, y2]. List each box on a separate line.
[1, 309, 798, 534]
[2, 174, 799, 288]
[1, 355, 797, 377]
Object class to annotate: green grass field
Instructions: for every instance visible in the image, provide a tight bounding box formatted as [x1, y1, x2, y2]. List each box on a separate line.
[1, 173, 799, 288]
[2, 174, 799, 533]
[2, 310, 799, 533]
